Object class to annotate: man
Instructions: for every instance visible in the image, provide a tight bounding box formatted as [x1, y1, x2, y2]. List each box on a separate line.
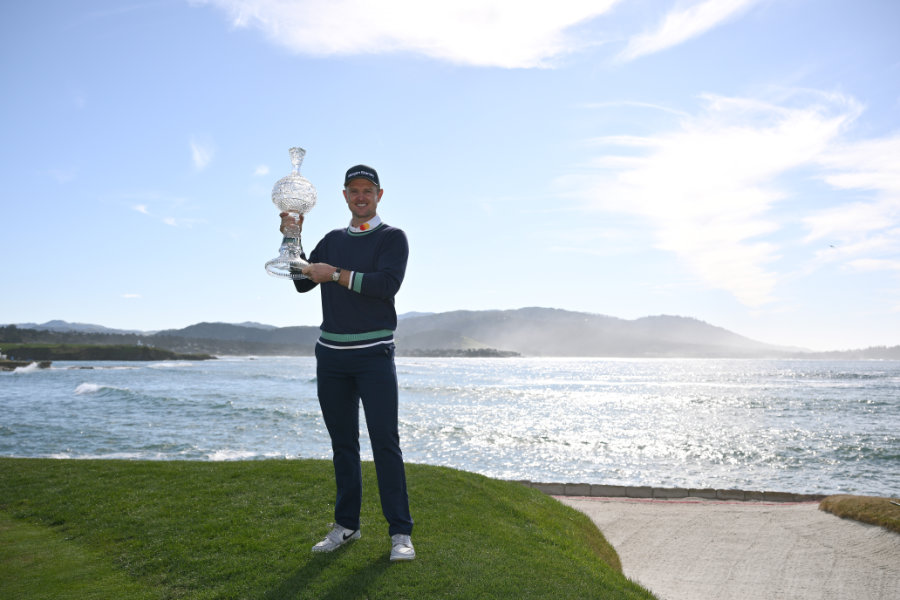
[281, 164, 414, 562]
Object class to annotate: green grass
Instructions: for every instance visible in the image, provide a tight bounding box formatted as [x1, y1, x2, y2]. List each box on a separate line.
[0, 458, 655, 599]
[819, 494, 900, 534]
[0, 512, 157, 600]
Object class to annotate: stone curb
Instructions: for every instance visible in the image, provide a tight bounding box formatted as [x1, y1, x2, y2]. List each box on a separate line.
[515, 481, 827, 503]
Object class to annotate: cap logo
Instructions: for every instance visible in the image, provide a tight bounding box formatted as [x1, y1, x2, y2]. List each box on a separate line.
[344, 164, 380, 186]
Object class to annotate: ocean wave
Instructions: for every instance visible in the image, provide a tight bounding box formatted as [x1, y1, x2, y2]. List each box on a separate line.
[44, 451, 152, 460]
[37, 449, 294, 461]
[73, 382, 149, 401]
[781, 369, 894, 381]
[11, 362, 44, 374]
[148, 362, 194, 369]
[75, 382, 116, 395]
[206, 449, 284, 461]
[60, 365, 139, 371]
[72, 383, 181, 406]
[242, 372, 316, 383]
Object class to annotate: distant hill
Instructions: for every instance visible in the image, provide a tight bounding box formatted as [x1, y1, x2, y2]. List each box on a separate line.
[394, 308, 795, 357]
[0, 321, 318, 356]
[233, 321, 279, 330]
[398, 311, 435, 320]
[4, 310, 898, 358]
[12, 320, 147, 335]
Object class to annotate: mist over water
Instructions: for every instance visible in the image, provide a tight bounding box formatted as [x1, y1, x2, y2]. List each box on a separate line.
[2, 356, 897, 496]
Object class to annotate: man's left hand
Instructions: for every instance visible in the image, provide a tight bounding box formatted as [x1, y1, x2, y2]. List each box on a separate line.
[302, 263, 338, 284]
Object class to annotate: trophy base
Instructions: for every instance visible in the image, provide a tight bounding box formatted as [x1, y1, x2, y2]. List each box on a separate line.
[266, 237, 309, 280]
[265, 256, 310, 280]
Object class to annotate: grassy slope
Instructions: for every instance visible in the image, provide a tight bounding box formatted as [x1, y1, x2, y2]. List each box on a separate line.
[0, 459, 655, 600]
[819, 495, 900, 534]
[0, 512, 157, 600]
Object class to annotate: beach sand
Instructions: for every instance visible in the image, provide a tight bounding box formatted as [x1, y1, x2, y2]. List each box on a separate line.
[559, 496, 900, 600]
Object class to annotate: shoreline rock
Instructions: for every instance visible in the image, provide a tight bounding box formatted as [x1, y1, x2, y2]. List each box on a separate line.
[0, 360, 52, 371]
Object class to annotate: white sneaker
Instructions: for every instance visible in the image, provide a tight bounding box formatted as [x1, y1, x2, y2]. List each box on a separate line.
[311, 523, 360, 553]
[390, 534, 415, 561]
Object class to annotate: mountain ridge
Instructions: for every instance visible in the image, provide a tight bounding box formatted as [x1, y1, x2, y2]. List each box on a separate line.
[4, 308, 897, 358]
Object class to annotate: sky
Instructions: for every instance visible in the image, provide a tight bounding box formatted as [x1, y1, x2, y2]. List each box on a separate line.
[1, 0, 898, 351]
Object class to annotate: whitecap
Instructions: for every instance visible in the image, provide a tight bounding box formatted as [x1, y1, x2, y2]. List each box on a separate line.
[12, 362, 43, 374]
[68, 452, 150, 460]
[207, 449, 281, 461]
[74, 382, 104, 395]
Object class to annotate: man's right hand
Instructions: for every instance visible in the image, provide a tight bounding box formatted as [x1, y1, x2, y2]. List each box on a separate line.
[279, 212, 304, 236]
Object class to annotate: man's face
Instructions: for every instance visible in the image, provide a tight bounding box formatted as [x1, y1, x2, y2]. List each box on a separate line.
[343, 178, 383, 221]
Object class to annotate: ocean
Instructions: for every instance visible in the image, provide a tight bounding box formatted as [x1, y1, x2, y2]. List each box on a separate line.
[2, 356, 898, 497]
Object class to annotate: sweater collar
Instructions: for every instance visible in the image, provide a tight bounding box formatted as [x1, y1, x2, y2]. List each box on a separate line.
[348, 215, 382, 234]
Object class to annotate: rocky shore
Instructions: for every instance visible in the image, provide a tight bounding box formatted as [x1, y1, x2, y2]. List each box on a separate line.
[0, 359, 52, 371]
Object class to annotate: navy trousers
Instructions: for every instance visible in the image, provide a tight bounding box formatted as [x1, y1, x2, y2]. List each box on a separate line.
[315, 342, 413, 536]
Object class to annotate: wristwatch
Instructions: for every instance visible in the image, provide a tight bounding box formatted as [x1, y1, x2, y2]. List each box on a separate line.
[331, 268, 342, 283]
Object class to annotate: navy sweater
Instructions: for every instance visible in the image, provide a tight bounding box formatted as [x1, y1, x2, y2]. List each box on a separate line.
[294, 222, 408, 347]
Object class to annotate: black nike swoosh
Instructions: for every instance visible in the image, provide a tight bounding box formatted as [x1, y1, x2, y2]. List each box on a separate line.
[342, 531, 356, 540]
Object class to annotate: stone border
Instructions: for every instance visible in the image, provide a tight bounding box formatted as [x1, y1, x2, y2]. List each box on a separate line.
[515, 481, 826, 503]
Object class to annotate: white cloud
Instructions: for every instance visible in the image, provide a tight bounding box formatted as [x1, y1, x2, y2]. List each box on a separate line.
[803, 133, 900, 274]
[560, 91, 864, 307]
[848, 257, 900, 273]
[254, 164, 269, 176]
[618, 0, 761, 62]
[816, 132, 900, 196]
[195, 0, 620, 68]
[126, 194, 205, 228]
[804, 199, 898, 244]
[190, 136, 214, 170]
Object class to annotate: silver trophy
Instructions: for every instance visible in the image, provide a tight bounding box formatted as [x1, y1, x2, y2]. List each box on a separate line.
[265, 147, 318, 279]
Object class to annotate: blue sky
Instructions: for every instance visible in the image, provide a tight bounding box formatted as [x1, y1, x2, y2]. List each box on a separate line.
[2, 0, 898, 351]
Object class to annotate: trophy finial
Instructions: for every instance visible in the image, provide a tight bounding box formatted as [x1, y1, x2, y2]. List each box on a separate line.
[289, 147, 306, 173]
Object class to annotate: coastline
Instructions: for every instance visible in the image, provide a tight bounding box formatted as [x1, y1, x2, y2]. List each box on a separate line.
[521, 480, 826, 503]
[0, 359, 51, 372]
